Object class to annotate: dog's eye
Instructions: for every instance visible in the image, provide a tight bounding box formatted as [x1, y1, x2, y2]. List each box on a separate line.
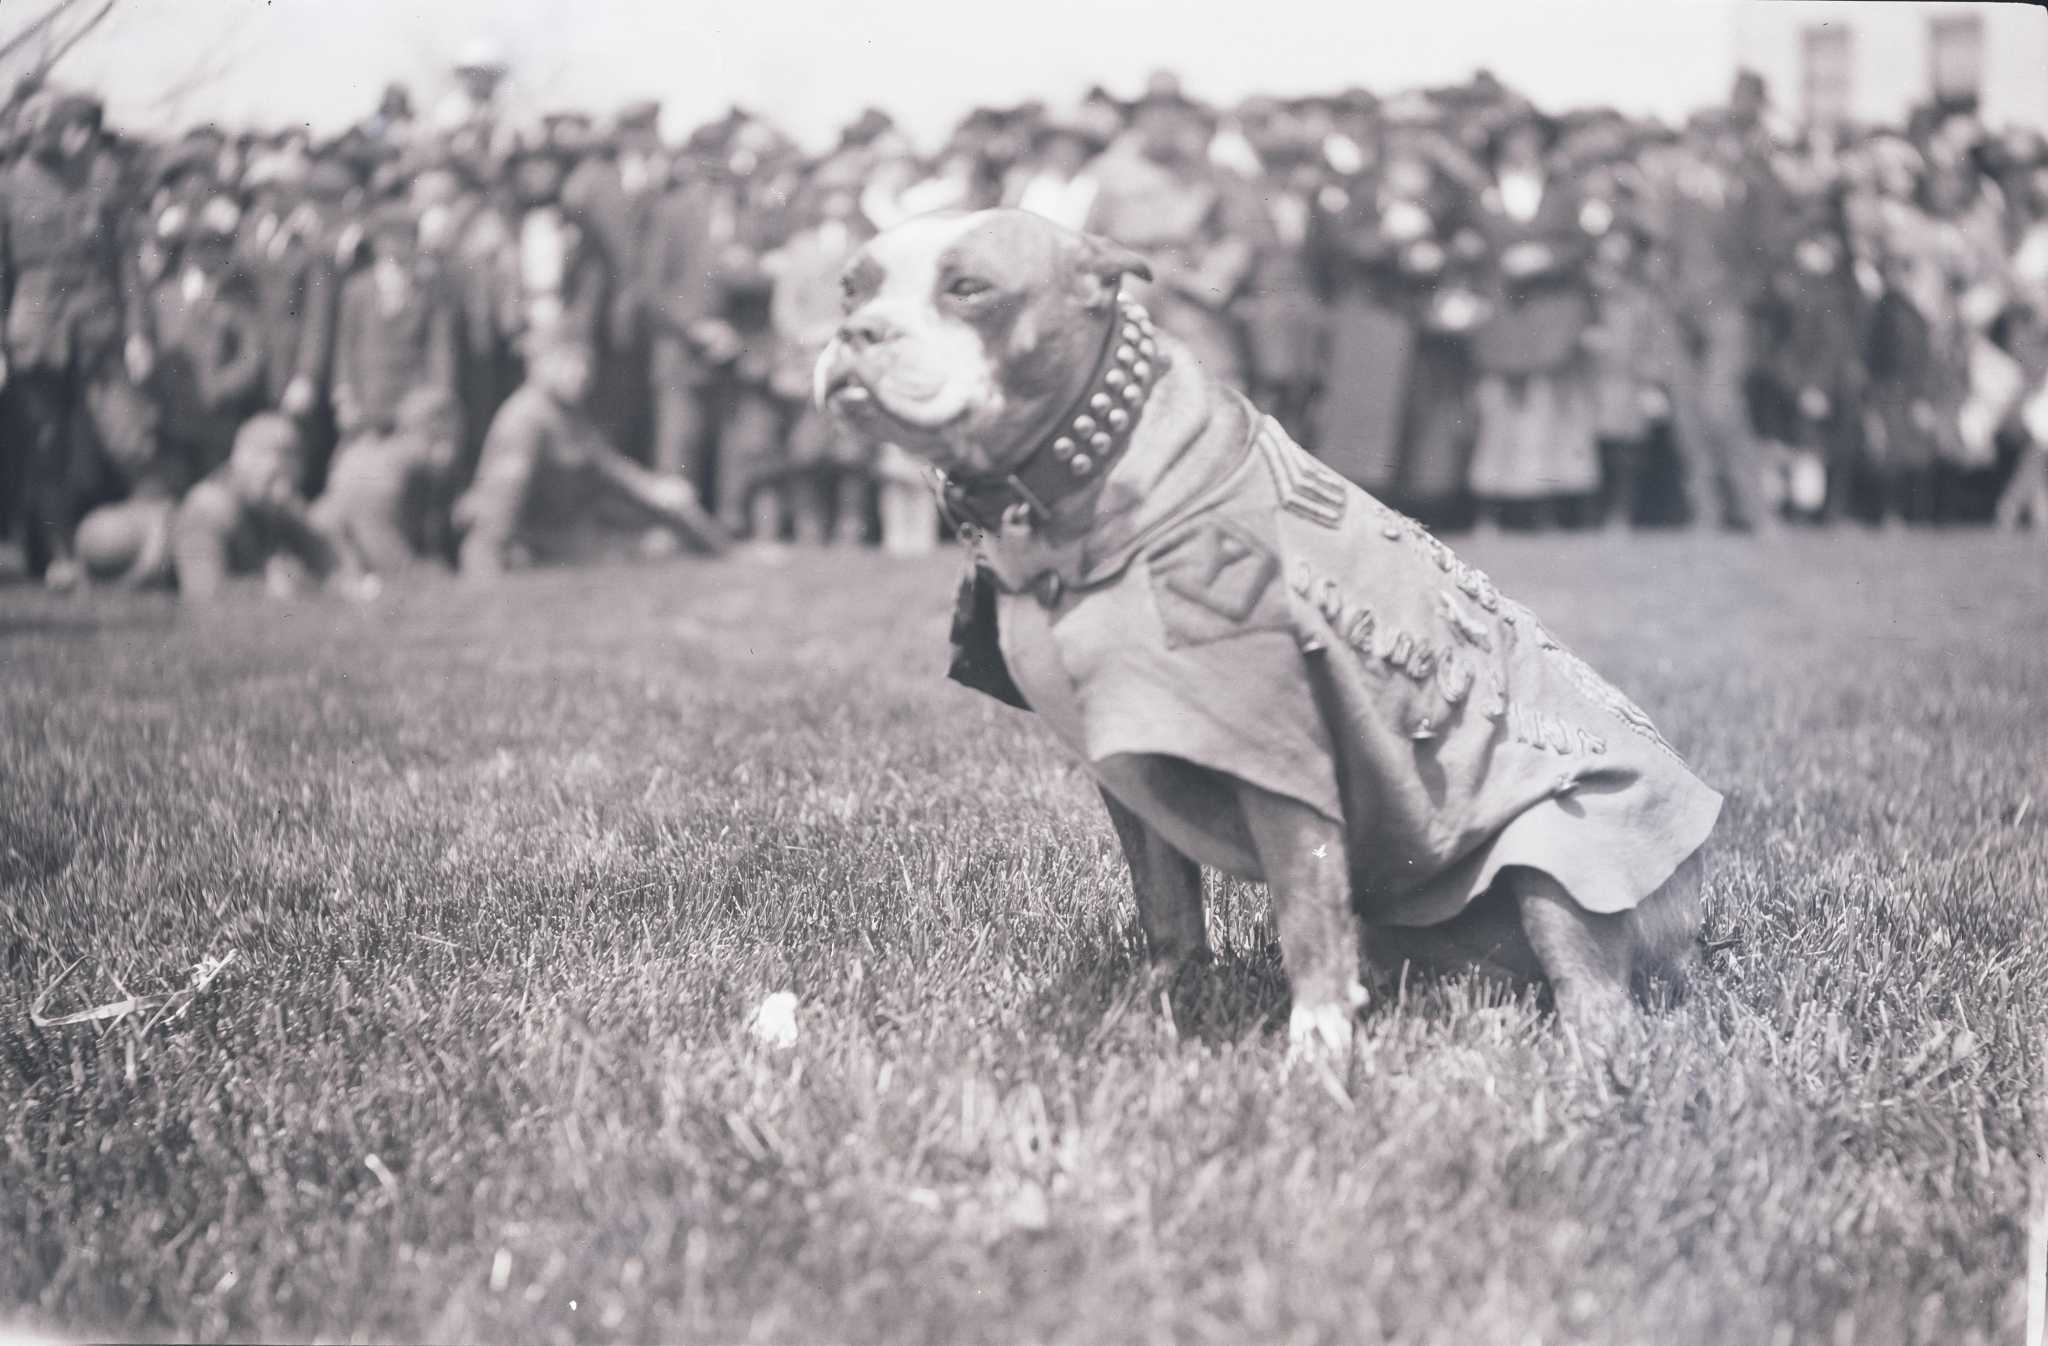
[945, 275, 992, 300]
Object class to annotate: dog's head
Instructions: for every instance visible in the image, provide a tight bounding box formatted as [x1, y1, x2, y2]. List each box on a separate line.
[816, 209, 1150, 477]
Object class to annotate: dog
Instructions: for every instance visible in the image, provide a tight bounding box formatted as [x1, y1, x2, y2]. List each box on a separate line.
[817, 209, 1721, 1057]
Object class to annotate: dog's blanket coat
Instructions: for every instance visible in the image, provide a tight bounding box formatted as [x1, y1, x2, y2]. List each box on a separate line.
[951, 397, 1723, 927]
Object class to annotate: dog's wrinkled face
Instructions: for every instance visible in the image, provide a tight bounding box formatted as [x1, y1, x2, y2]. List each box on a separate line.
[817, 209, 1149, 477]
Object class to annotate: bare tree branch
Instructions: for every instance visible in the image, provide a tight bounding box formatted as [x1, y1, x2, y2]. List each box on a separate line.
[33, 0, 117, 82]
[0, 0, 84, 66]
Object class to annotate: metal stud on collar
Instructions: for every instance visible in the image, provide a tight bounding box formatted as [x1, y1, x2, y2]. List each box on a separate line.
[1058, 296, 1159, 480]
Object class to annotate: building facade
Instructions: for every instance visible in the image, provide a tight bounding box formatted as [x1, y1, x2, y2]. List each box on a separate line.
[1733, 2, 2048, 132]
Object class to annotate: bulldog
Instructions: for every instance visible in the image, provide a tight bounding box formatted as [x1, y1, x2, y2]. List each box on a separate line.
[817, 209, 1721, 1058]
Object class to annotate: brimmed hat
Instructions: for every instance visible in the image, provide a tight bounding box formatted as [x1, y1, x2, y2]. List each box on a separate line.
[1134, 71, 1198, 111]
[542, 109, 597, 153]
[302, 159, 358, 202]
[1480, 98, 1561, 161]
[838, 106, 896, 150]
[154, 140, 217, 192]
[615, 99, 661, 140]
[453, 38, 508, 75]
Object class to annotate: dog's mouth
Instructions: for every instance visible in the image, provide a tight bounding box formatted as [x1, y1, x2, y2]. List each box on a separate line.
[822, 369, 873, 410]
[822, 368, 971, 443]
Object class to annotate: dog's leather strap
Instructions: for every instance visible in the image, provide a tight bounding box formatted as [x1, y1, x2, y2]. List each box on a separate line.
[937, 292, 1163, 536]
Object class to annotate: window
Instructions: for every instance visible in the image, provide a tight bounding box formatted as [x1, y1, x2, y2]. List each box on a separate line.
[1800, 23, 1853, 127]
[1927, 12, 1985, 111]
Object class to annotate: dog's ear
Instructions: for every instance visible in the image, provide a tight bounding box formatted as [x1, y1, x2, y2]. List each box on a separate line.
[1072, 231, 1153, 310]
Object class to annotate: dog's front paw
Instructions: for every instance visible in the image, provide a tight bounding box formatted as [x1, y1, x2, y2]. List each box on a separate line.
[1286, 1000, 1357, 1062]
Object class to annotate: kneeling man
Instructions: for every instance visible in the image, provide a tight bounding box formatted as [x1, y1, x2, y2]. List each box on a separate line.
[454, 335, 728, 578]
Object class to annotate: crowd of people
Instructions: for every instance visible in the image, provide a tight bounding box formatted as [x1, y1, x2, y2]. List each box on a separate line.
[4, 56, 2048, 598]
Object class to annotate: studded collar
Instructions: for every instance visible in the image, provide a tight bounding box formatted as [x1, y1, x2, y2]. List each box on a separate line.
[938, 293, 1163, 536]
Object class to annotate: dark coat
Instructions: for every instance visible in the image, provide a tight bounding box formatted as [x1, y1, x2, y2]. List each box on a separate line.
[1468, 174, 1597, 377]
[242, 217, 342, 402]
[147, 272, 268, 466]
[1237, 186, 1326, 392]
[332, 267, 459, 436]
[0, 149, 139, 371]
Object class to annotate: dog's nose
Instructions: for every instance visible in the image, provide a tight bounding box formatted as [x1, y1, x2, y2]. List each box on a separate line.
[838, 311, 899, 349]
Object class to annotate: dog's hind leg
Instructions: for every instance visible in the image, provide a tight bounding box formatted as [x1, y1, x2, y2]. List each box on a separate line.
[1100, 788, 1211, 981]
[1625, 850, 1707, 1006]
[1508, 867, 1636, 1051]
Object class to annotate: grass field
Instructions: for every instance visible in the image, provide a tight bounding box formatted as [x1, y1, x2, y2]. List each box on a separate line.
[3, 531, 2046, 1346]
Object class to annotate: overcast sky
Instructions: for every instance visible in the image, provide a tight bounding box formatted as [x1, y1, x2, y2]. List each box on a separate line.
[27, 0, 1873, 149]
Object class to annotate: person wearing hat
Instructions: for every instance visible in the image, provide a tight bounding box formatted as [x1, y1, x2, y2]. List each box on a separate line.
[1001, 108, 1108, 231]
[252, 155, 361, 464]
[168, 412, 356, 600]
[1460, 101, 1611, 529]
[1234, 118, 1329, 446]
[507, 131, 609, 364]
[366, 83, 417, 152]
[634, 116, 803, 536]
[1085, 72, 1264, 392]
[633, 117, 767, 498]
[452, 332, 726, 577]
[756, 159, 878, 548]
[433, 39, 510, 142]
[0, 87, 155, 588]
[1655, 72, 1790, 532]
[401, 147, 519, 483]
[1580, 178, 1692, 530]
[331, 202, 459, 457]
[563, 97, 669, 461]
[237, 150, 332, 422]
[143, 193, 268, 486]
[1310, 120, 1484, 527]
[309, 383, 463, 576]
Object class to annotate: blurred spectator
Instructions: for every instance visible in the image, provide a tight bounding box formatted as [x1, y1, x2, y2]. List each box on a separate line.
[453, 334, 723, 577]
[169, 412, 342, 601]
[1087, 74, 1263, 391]
[332, 204, 458, 442]
[1465, 103, 1602, 528]
[12, 59, 2048, 595]
[311, 383, 462, 577]
[146, 195, 267, 484]
[0, 88, 154, 588]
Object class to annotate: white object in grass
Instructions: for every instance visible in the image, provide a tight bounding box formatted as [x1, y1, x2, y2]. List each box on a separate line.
[748, 991, 800, 1049]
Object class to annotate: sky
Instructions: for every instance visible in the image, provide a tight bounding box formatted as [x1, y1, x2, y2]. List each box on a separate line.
[26, 0, 2036, 150]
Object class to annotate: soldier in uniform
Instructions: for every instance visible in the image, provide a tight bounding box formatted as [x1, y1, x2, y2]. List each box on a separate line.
[568, 99, 671, 462]
[1085, 75, 1262, 391]
[1233, 99, 1328, 445]
[1660, 73, 1789, 531]
[1311, 105, 1485, 527]
[452, 334, 724, 576]
[0, 89, 154, 587]
[73, 412, 341, 599]
[676, 119, 801, 540]
[170, 413, 346, 601]
[331, 205, 459, 450]
[310, 384, 461, 576]
[507, 130, 608, 359]
[145, 195, 268, 485]
[636, 118, 744, 494]
[762, 160, 875, 545]
[1466, 103, 1603, 529]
